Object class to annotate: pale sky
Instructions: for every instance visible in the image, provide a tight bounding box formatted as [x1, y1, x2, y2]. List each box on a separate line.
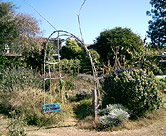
[4, 0, 152, 44]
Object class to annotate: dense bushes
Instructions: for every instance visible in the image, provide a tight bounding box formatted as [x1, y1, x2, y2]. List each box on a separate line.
[102, 68, 163, 118]
[0, 68, 42, 93]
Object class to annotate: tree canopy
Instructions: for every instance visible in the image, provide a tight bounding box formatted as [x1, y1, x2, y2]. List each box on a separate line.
[146, 0, 166, 48]
[61, 38, 82, 60]
[91, 27, 144, 66]
[0, 1, 42, 56]
[61, 38, 100, 73]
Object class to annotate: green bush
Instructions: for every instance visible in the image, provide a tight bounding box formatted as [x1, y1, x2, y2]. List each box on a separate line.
[98, 104, 130, 130]
[61, 59, 80, 75]
[102, 68, 163, 118]
[0, 68, 42, 93]
[73, 99, 92, 120]
[8, 111, 27, 136]
[76, 89, 92, 101]
[158, 78, 166, 91]
[0, 56, 25, 69]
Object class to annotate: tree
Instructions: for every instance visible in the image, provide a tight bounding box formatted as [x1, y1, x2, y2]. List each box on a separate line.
[61, 38, 100, 74]
[146, 0, 166, 48]
[0, 1, 17, 53]
[0, 1, 42, 56]
[61, 38, 82, 60]
[91, 27, 144, 66]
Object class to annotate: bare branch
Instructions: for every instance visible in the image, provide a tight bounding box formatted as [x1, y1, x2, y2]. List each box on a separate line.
[78, 0, 87, 16]
[77, 15, 84, 43]
[23, 0, 57, 31]
[77, 0, 87, 44]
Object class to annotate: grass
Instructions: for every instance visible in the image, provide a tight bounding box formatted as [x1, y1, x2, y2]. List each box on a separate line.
[114, 93, 166, 131]
[124, 107, 166, 130]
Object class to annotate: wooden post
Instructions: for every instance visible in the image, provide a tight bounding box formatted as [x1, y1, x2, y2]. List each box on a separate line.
[77, 64, 79, 75]
[92, 88, 98, 120]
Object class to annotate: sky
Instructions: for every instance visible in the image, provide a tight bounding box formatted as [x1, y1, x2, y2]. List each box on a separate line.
[4, 0, 152, 44]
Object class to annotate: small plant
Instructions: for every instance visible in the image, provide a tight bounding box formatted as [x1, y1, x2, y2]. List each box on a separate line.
[76, 89, 92, 101]
[98, 104, 130, 130]
[98, 104, 130, 116]
[8, 111, 27, 136]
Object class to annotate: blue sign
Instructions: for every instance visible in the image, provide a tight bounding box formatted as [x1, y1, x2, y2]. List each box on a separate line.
[42, 103, 60, 112]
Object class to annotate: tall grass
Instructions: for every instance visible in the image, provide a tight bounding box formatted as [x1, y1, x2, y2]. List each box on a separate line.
[0, 68, 74, 127]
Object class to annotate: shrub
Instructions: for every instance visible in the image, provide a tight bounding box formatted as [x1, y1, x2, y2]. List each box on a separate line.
[8, 111, 27, 136]
[98, 104, 130, 116]
[73, 99, 92, 120]
[76, 89, 92, 101]
[158, 78, 166, 92]
[1, 86, 73, 127]
[0, 68, 42, 93]
[102, 68, 163, 118]
[0, 68, 73, 127]
[61, 59, 80, 75]
[98, 104, 130, 129]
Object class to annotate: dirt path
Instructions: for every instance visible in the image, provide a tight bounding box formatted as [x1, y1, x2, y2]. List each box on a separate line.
[27, 125, 166, 136]
[1, 116, 166, 136]
[1, 106, 166, 136]
[27, 114, 166, 136]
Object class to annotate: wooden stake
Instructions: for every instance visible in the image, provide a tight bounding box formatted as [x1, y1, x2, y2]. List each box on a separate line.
[92, 89, 98, 120]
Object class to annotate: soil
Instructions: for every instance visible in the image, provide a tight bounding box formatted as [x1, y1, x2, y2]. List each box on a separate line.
[1, 110, 166, 136]
[1, 95, 166, 136]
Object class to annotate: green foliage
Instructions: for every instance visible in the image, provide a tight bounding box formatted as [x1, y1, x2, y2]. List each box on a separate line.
[61, 59, 80, 74]
[146, 0, 166, 47]
[65, 76, 75, 91]
[0, 1, 17, 53]
[24, 48, 44, 72]
[158, 78, 166, 91]
[76, 89, 92, 101]
[102, 68, 163, 118]
[8, 111, 27, 136]
[98, 104, 130, 130]
[73, 99, 92, 120]
[135, 47, 164, 75]
[89, 49, 100, 65]
[0, 0, 42, 57]
[92, 27, 144, 66]
[61, 38, 100, 74]
[80, 49, 100, 73]
[0, 68, 42, 93]
[61, 38, 82, 60]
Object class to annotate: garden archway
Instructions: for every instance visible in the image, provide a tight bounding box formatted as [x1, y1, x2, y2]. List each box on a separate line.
[43, 30, 101, 118]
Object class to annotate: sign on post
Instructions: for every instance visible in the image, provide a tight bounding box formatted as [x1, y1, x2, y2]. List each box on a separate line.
[42, 103, 60, 112]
